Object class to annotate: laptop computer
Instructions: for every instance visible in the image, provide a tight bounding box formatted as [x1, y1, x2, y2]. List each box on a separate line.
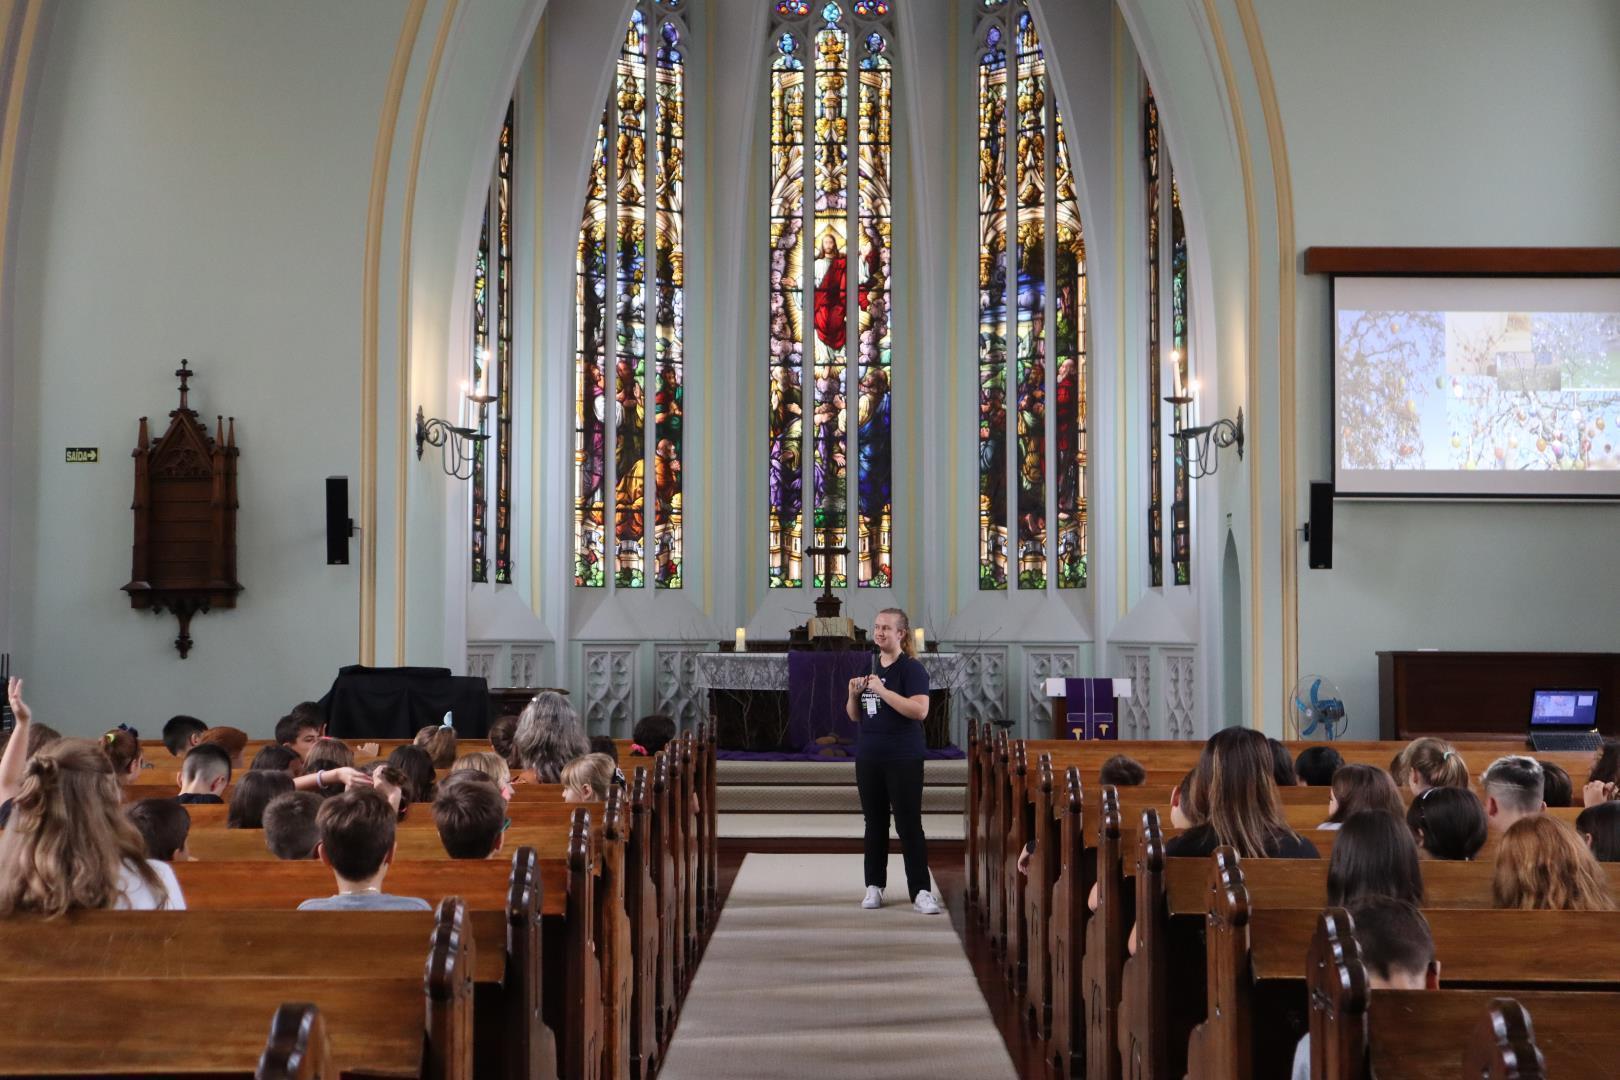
[1527, 688, 1603, 752]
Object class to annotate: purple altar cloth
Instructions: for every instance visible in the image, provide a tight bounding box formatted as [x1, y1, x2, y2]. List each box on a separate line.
[715, 746, 966, 762]
[785, 650, 873, 752]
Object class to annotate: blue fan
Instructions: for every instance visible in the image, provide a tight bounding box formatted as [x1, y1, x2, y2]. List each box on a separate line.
[1291, 676, 1348, 740]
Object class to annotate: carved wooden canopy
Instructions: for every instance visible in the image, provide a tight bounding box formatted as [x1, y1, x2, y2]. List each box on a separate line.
[122, 360, 241, 657]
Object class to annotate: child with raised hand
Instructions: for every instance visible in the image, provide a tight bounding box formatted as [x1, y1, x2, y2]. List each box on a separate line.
[127, 798, 193, 862]
[1406, 786, 1487, 861]
[0, 738, 185, 913]
[298, 789, 429, 910]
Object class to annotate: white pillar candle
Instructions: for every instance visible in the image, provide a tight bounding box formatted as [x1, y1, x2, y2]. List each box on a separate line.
[735, 627, 746, 653]
[913, 627, 925, 654]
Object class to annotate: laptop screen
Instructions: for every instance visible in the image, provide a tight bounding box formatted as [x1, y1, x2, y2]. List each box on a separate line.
[1530, 689, 1600, 729]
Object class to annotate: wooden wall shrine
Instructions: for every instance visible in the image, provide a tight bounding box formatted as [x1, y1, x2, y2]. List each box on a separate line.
[123, 360, 241, 657]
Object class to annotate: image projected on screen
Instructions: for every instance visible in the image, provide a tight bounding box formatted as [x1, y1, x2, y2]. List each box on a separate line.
[1334, 277, 1620, 498]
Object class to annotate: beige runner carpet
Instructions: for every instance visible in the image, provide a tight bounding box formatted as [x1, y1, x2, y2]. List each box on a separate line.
[658, 853, 1018, 1080]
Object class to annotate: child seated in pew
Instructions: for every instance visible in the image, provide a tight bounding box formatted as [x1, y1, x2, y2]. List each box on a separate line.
[1576, 802, 1620, 862]
[0, 738, 186, 913]
[227, 769, 295, 829]
[298, 789, 430, 911]
[1392, 737, 1470, 796]
[1405, 786, 1487, 861]
[562, 753, 616, 803]
[126, 798, 193, 862]
[195, 726, 248, 769]
[1327, 810, 1424, 906]
[100, 726, 144, 784]
[449, 751, 512, 801]
[1492, 815, 1616, 911]
[362, 762, 415, 819]
[1588, 738, 1620, 789]
[1321, 763, 1405, 830]
[177, 744, 233, 803]
[387, 744, 438, 802]
[1170, 768, 1199, 829]
[413, 722, 458, 768]
[1290, 897, 1439, 1080]
[1099, 754, 1146, 787]
[630, 713, 676, 758]
[263, 791, 323, 860]
[1293, 745, 1343, 787]
[433, 775, 508, 860]
[0, 679, 58, 828]
[488, 714, 520, 767]
[590, 735, 629, 788]
[273, 709, 325, 759]
[1167, 728, 1318, 859]
[513, 691, 591, 783]
[1539, 761, 1573, 808]
[250, 744, 303, 777]
[1481, 756, 1546, 833]
[1268, 738, 1301, 786]
[161, 714, 207, 757]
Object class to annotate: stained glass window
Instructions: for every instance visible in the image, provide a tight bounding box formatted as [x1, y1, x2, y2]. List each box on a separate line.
[977, 2, 1087, 590]
[576, 1, 687, 589]
[768, 1, 896, 589]
[1169, 172, 1190, 585]
[1145, 82, 1191, 588]
[470, 102, 516, 585]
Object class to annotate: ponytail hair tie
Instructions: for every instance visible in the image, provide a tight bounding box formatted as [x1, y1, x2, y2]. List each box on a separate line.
[105, 732, 117, 744]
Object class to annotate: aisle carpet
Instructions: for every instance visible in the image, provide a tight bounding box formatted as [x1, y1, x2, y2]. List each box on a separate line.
[658, 853, 1017, 1079]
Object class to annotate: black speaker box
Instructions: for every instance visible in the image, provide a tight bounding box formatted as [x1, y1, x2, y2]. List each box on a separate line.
[326, 476, 352, 565]
[1307, 481, 1334, 569]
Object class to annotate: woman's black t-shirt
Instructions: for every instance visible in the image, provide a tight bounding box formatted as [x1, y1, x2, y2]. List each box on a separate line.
[855, 654, 929, 763]
[1163, 823, 1319, 860]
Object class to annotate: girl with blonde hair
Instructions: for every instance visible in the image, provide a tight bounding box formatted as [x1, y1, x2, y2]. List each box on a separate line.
[1393, 737, 1470, 795]
[0, 738, 184, 915]
[1492, 815, 1617, 912]
[561, 753, 616, 803]
[451, 750, 514, 801]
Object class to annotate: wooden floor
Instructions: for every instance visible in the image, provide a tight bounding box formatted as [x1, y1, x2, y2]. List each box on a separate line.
[700, 845, 1044, 1080]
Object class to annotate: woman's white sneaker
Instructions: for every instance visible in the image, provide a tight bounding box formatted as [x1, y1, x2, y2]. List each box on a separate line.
[913, 890, 942, 915]
[862, 886, 884, 909]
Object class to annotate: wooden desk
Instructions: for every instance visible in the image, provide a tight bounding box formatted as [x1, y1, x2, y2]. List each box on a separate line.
[1378, 650, 1620, 740]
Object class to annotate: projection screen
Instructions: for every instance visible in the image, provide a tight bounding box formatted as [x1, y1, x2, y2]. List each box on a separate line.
[1334, 276, 1620, 498]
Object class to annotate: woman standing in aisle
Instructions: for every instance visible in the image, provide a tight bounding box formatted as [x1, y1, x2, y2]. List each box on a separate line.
[846, 608, 939, 914]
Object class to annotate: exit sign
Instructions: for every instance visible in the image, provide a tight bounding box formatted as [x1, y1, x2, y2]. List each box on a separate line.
[65, 448, 99, 463]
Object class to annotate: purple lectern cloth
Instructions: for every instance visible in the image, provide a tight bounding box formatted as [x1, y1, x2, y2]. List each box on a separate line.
[786, 650, 874, 752]
[1063, 677, 1119, 740]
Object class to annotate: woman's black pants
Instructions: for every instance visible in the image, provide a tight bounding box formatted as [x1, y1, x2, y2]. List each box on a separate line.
[855, 756, 931, 899]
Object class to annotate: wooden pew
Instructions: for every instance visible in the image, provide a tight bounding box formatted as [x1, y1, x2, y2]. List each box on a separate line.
[8, 853, 550, 1080]
[1024, 754, 1059, 1038]
[1309, 909, 1620, 1080]
[1083, 785, 1126, 1080]
[0, 897, 477, 1078]
[1047, 765, 1088, 1080]
[1190, 861, 1620, 1080]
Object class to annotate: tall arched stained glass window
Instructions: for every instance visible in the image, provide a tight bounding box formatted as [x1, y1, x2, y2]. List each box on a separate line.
[768, 1, 896, 589]
[1145, 80, 1192, 587]
[575, 1, 687, 589]
[977, 0, 1088, 591]
[1144, 86, 1162, 587]
[471, 101, 516, 585]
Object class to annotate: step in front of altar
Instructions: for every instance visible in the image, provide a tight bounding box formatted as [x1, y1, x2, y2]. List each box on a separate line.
[716, 759, 968, 786]
[718, 784, 965, 814]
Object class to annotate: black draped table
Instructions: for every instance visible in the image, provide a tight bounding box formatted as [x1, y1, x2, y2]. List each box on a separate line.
[320, 665, 494, 740]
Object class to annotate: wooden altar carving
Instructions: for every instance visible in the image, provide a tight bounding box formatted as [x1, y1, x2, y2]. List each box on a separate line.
[123, 360, 242, 657]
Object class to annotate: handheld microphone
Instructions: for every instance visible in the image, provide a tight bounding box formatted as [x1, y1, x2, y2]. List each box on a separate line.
[864, 649, 880, 717]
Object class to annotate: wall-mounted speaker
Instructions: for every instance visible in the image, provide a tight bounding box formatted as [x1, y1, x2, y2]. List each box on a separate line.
[326, 477, 353, 565]
[1305, 481, 1334, 569]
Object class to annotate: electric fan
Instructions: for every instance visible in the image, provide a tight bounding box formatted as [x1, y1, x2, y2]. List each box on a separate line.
[1291, 676, 1348, 740]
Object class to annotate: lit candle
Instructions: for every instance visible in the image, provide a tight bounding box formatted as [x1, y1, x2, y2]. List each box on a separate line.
[735, 627, 746, 653]
[913, 627, 926, 654]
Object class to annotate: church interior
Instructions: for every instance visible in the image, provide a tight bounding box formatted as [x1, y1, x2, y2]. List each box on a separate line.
[1, 0, 1618, 1076]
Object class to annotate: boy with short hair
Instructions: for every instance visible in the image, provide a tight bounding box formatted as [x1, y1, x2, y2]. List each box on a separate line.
[263, 791, 323, 860]
[1292, 896, 1439, 1080]
[1482, 755, 1546, 832]
[126, 798, 193, 862]
[162, 715, 208, 758]
[176, 744, 232, 803]
[1294, 745, 1344, 787]
[298, 789, 430, 910]
[433, 775, 507, 859]
[274, 712, 325, 758]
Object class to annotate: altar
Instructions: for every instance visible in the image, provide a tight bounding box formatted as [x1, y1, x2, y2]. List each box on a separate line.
[694, 651, 965, 753]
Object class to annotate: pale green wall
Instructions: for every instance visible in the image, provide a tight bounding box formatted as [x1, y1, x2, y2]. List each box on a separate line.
[1261, 0, 1620, 735]
[8, 1, 402, 731]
